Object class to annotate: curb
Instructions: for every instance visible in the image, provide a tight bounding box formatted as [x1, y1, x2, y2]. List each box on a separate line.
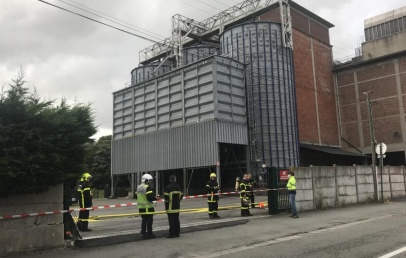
[74, 217, 250, 248]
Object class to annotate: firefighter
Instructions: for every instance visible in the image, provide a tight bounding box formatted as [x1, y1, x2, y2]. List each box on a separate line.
[240, 173, 253, 217]
[164, 175, 183, 238]
[77, 172, 93, 232]
[247, 173, 256, 208]
[135, 173, 157, 239]
[206, 173, 220, 219]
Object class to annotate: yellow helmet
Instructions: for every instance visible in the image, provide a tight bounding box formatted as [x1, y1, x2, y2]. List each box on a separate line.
[210, 173, 216, 178]
[81, 173, 92, 181]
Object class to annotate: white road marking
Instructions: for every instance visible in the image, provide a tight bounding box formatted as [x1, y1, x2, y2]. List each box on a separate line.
[196, 213, 398, 258]
[378, 246, 406, 258]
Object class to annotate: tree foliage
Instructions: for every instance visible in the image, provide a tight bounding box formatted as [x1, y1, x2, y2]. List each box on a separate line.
[84, 135, 111, 189]
[0, 69, 97, 197]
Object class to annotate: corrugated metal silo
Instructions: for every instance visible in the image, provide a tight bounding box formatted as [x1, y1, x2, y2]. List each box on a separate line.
[220, 21, 299, 168]
[182, 45, 218, 65]
[112, 56, 248, 174]
[131, 63, 171, 86]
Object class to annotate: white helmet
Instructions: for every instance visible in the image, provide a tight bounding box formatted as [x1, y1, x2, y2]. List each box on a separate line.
[142, 174, 153, 184]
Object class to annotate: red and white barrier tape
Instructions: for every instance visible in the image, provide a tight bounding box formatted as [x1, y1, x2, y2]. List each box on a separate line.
[0, 188, 286, 220]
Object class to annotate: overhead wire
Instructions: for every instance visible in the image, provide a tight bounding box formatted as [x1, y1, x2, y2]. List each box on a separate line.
[194, 0, 224, 11]
[176, 0, 214, 15]
[213, 0, 233, 8]
[37, 0, 160, 44]
[59, 0, 166, 41]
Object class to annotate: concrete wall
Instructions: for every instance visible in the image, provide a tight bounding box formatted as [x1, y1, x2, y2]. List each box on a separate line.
[362, 31, 406, 61]
[293, 165, 406, 212]
[0, 184, 64, 254]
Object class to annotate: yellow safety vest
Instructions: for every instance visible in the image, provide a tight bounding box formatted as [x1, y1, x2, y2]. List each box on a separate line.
[287, 176, 296, 191]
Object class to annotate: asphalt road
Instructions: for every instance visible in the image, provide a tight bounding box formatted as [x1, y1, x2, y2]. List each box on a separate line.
[8, 197, 406, 258]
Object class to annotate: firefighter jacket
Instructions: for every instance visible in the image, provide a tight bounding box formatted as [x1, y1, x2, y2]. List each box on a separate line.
[77, 180, 92, 208]
[248, 178, 256, 190]
[287, 176, 296, 194]
[164, 182, 183, 213]
[206, 179, 220, 202]
[239, 179, 249, 200]
[136, 183, 156, 215]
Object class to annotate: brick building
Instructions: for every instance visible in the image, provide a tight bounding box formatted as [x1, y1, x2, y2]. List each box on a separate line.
[334, 6, 406, 165]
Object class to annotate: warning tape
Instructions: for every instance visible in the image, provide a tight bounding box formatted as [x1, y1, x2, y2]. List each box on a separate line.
[0, 188, 285, 220]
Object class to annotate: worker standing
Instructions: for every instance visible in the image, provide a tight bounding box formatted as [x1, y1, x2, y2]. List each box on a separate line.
[239, 173, 252, 217]
[206, 173, 220, 219]
[247, 173, 256, 208]
[164, 175, 183, 238]
[136, 173, 157, 239]
[287, 171, 299, 218]
[77, 172, 93, 232]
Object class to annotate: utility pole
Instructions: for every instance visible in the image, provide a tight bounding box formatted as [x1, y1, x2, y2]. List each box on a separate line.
[363, 91, 378, 202]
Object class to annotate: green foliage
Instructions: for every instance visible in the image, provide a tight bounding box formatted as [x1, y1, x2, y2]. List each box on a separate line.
[84, 135, 111, 189]
[0, 69, 97, 197]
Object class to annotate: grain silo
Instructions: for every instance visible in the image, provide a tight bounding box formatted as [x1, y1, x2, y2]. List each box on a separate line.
[131, 63, 171, 86]
[182, 44, 218, 65]
[220, 22, 299, 168]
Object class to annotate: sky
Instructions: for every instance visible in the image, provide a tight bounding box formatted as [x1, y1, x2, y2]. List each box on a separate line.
[1, 0, 405, 140]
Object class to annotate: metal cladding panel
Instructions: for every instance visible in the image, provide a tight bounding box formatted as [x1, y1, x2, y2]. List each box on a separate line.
[131, 64, 170, 86]
[113, 56, 246, 141]
[111, 120, 248, 174]
[113, 88, 134, 140]
[216, 121, 248, 145]
[182, 45, 218, 65]
[220, 22, 299, 168]
[215, 57, 246, 124]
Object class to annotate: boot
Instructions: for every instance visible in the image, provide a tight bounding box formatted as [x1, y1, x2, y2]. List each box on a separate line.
[146, 233, 156, 239]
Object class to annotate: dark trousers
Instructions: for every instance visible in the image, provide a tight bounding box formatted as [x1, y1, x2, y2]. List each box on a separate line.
[208, 201, 219, 217]
[241, 199, 250, 216]
[77, 210, 89, 230]
[141, 214, 154, 235]
[250, 193, 255, 208]
[167, 213, 180, 236]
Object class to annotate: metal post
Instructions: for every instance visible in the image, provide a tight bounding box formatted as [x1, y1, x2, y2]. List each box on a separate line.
[217, 143, 221, 189]
[363, 91, 378, 202]
[131, 173, 135, 199]
[268, 167, 279, 215]
[183, 168, 187, 197]
[380, 143, 384, 203]
[155, 171, 159, 196]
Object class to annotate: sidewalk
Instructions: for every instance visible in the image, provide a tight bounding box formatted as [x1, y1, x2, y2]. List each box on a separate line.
[73, 194, 269, 247]
[72, 195, 406, 248]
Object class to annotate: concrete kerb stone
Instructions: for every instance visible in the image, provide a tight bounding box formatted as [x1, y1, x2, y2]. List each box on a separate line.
[74, 217, 252, 248]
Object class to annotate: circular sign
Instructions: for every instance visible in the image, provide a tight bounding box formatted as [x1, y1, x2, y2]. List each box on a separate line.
[375, 143, 387, 155]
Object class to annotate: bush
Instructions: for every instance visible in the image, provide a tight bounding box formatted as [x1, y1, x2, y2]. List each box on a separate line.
[0, 69, 97, 197]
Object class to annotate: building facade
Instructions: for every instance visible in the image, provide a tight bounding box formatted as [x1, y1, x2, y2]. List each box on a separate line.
[334, 6, 406, 165]
[112, 1, 366, 195]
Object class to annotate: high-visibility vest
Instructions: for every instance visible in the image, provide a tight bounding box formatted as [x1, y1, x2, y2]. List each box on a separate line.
[287, 176, 296, 191]
[136, 184, 154, 214]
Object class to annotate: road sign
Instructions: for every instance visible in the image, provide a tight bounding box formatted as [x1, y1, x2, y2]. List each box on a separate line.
[279, 169, 289, 180]
[375, 143, 387, 155]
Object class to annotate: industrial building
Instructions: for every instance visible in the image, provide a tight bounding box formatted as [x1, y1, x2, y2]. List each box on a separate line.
[334, 6, 406, 165]
[111, 0, 367, 195]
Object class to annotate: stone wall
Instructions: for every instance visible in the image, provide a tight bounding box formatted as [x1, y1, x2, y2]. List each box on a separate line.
[0, 184, 64, 254]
